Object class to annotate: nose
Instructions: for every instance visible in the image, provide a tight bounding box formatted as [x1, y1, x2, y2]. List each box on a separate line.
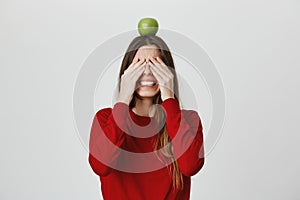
[143, 64, 152, 75]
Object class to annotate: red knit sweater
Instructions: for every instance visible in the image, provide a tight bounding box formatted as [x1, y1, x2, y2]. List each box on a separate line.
[88, 98, 205, 200]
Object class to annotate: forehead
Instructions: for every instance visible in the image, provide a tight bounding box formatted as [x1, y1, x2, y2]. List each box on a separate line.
[134, 45, 161, 59]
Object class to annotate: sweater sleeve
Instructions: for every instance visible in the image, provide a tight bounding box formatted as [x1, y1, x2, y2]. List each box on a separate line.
[160, 98, 205, 177]
[88, 102, 129, 176]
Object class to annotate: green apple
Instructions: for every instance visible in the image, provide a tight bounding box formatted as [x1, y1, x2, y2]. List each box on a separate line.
[138, 18, 159, 36]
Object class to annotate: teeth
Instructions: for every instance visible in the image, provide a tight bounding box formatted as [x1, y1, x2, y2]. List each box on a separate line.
[139, 81, 156, 86]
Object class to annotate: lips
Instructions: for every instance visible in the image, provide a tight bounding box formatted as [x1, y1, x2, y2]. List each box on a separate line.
[139, 81, 157, 86]
[137, 79, 158, 87]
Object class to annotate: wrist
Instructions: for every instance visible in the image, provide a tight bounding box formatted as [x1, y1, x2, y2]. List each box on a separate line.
[161, 94, 175, 102]
[160, 88, 174, 101]
[162, 97, 174, 102]
[117, 99, 130, 105]
[117, 96, 131, 105]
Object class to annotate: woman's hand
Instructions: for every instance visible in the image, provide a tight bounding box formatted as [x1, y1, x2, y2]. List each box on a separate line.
[117, 58, 146, 105]
[149, 57, 175, 101]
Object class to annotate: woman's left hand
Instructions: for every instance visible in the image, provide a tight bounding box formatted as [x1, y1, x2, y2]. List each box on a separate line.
[149, 57, 175, 101]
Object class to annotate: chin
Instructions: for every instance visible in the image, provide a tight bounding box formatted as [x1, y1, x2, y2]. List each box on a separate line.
[135, 88, 160, 99]
[136, 92, 159, 98]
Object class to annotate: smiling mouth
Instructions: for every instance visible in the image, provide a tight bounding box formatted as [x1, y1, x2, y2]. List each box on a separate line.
[137, 81, 158, 87]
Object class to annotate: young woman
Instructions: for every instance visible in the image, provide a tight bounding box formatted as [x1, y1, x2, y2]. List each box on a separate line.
[88, 35, 205, 200]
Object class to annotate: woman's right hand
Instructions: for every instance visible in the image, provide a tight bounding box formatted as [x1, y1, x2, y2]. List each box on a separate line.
[117, 58, 146, 105]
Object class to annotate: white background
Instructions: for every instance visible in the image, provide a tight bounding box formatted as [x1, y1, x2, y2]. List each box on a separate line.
[1, 0, 299, 199]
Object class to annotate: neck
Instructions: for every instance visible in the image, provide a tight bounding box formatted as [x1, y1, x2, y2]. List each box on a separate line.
[132, 97, 154, 117]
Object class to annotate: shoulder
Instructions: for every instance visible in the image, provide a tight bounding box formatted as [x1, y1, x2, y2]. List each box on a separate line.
[181, 109, 202, 128]
[181, 109, 200, 119]
[94, 107, 113, 120]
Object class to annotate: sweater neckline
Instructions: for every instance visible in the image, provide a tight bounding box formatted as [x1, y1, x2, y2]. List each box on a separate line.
[129, 109, 156, 125]
[128, 109, 160, 139]
[129, 109, 155, 118]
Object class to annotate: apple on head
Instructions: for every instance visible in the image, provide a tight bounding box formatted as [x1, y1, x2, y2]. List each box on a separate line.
[138, 18, 159, 36]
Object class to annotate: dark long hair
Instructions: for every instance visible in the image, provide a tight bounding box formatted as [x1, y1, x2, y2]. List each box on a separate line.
[118, 35, 184, 191]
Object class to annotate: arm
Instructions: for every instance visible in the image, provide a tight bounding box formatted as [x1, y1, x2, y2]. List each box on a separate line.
[160, 98, 205, 177]
[88, 102, 129, 176]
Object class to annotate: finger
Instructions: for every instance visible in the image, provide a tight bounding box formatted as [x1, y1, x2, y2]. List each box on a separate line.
[128, 59, 144, 70]
[151, 57, 170, 74]
[152, 57, 172, 75]
[149, 60, 170, 78]
[128, 58, 140, 68]
[133, 57, 139, 62]
[133, 59, 145, 68]
[155, 57, 167, 67]
[150, 57, 160, 65]
[132, 59, 146, 70]
[131, 67, 146, 84]
[130, 63, 146, 79]
[134, 62, 146, 74]
[149, 63, 164, 83]
[150, 66, 174, 93]
[125, 59, 145, 75]
[151, 58, 170, 76]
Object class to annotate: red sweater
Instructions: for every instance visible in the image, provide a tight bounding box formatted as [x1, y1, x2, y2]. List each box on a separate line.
[88, 98, 205, 200]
